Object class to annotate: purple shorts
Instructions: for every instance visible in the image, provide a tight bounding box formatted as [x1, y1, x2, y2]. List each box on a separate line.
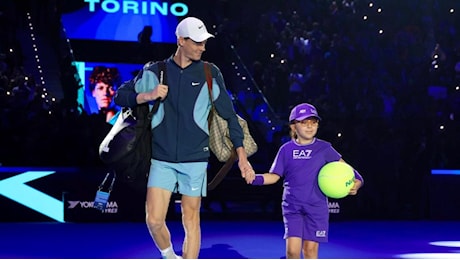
[282, 200, 329, 242]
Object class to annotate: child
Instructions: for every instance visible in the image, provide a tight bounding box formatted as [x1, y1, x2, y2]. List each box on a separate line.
[251, 103, 363, 259]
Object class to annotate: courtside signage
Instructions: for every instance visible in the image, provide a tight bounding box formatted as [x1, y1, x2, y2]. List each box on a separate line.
[431, 169, 460, 175]
[0, 170, 64, 222]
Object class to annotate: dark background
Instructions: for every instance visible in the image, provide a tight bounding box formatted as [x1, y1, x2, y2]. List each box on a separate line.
[0, 0, 459, 222]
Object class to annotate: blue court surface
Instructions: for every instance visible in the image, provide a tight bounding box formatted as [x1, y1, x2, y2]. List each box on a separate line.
[1, 220, 459, 259]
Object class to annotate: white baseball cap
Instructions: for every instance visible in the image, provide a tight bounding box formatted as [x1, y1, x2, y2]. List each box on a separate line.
[175, 17, 215, 42]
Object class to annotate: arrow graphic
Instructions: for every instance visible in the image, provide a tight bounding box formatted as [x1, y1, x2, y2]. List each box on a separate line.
[0, 171, 64, 222]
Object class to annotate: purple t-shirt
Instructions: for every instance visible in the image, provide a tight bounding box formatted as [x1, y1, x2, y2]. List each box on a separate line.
[270, 138, 341, 205]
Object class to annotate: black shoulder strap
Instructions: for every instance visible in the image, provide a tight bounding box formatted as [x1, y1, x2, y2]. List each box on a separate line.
[158, 60, 167, 85]
[147, 60, 167, 118]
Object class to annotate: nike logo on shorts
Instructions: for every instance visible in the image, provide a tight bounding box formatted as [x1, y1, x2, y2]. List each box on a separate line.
[191, 82, 200, 86]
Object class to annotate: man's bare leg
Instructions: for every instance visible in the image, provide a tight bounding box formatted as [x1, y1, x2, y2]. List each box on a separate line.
[180, 195, 201, 258]
[146, 187, 178, 258]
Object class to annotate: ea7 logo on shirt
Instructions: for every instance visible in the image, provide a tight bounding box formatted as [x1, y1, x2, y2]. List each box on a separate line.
[292, 149, 312, 159]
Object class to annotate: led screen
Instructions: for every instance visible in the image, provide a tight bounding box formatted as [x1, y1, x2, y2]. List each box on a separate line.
[74, 61, 143, 122]
[61, 0, 190, 43]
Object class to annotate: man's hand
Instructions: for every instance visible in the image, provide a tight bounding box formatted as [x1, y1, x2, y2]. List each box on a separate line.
[149, 84, 168, 101]
[238, 159, 255, 184]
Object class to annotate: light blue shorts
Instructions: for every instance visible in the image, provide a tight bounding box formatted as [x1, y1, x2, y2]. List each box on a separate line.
[147, 159, 207, 197]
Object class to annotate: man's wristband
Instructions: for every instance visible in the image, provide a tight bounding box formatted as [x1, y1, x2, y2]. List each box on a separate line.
[252, 175, 264, 186]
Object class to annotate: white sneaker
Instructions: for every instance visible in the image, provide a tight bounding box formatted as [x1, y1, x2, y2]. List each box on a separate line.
[162, 253, 181, 259]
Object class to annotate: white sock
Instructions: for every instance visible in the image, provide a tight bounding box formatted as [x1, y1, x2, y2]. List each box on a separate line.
[160, 245, 177, 259]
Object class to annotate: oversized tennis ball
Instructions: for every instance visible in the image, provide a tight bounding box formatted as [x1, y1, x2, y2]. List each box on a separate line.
[318, 161, 355, 199]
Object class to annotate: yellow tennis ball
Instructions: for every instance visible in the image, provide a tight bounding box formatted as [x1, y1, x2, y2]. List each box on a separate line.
[318, 161, 355, 199]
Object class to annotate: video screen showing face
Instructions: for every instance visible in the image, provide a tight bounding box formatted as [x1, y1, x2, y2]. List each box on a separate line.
[74, 61, 142, 122]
